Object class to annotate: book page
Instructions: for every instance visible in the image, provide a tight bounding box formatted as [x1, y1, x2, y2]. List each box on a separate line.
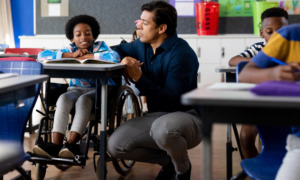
[81, 59, 116, 64]
[207, 82, 256, 90]
[43, 58, 116, 64]
[43, 58, 80, 63]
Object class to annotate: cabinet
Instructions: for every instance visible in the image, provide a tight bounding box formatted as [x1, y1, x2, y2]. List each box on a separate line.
[19, 34, 262, 86]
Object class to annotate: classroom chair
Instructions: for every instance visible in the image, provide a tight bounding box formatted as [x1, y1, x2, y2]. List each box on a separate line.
[232, 61, 291, 180]
[4, 48, 43, 55]
[0, 57, 40, 134]
[0, 61, 43, 179]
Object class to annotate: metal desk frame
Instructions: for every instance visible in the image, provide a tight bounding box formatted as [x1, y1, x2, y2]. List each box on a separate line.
[182, 84, 300, 180]
[43, 63, 125, 180]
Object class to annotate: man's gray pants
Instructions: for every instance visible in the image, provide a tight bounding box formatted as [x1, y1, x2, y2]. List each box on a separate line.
[107, 109, 202, 174]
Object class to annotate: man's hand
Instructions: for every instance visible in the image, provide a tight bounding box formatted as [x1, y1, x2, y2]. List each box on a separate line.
[271, 62, 300, 81]
[72, 49, 91, 58]
[121, 57, 143, 84]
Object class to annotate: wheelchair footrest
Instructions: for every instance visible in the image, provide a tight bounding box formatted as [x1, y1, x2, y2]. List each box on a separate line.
[28, 153, 86, 166]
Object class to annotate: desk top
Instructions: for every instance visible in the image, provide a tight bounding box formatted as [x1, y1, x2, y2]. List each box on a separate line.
[181, 84, 300, 108]
[215, 66, 236, 73]
[43, 63, 125, 71]
[0, 75, 48, 94]
[0, 54, 37, 59]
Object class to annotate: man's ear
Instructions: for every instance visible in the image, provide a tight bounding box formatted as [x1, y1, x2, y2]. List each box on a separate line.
[158, 24, 167, 34]
[259, 29, 264, 38]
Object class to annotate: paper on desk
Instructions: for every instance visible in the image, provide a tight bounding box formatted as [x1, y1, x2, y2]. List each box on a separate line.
[0, 73, 18, 79]
[207, 82, 256, 90]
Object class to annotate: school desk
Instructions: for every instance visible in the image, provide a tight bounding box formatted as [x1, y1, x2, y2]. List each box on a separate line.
[181, 83, 300, 180]
[0, 54, 38, 59]
[0, 75, 48, 106]
[215, 66, 242, 180]
[215, 66, 236, 82]
[43, 63, 125, 180]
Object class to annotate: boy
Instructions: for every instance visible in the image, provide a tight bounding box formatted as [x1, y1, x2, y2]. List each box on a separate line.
[34, 14, 120, 159]
[229, 7, 289, 159]
[229, 7, 288, 67]
[239, 23, 300, 180]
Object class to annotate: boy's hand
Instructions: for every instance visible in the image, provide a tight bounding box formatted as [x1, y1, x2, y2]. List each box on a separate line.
[72, 49, 91, 58]
[271, 63, 300, 81]
[76, 53, 94, 60]
[121, 57, 143, 84]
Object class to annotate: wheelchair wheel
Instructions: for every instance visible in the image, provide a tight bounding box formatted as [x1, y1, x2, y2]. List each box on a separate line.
[36, 163, 47, 180]
[108, 85, 142, 134]
[108, 85, 141, 175]
[112, 159, 135, 176]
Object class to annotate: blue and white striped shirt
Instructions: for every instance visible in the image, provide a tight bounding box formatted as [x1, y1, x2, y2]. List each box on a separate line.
[240, 41, 266, 58]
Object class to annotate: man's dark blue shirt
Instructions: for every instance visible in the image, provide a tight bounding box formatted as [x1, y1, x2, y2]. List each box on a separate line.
[114, 32, 199, 113]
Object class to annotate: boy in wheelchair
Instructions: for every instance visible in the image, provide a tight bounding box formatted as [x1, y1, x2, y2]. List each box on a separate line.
[33, 14, 120, 159]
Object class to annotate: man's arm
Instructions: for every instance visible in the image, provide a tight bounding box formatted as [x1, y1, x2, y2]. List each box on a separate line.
[135, 52, 198, 111]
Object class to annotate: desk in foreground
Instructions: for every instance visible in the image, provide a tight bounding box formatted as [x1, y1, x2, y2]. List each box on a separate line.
[181, 84, 300, 180]
[0, 75, 49, 106]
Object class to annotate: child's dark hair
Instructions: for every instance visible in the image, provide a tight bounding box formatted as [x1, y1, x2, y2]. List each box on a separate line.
[65, 14, 100, 40]
[261, 7, 288, 21]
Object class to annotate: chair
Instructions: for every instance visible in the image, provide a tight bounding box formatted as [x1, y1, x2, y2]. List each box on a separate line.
[0, 57, 42, 133]
[236, 61, 248, 83]
[0, 61, 43, 179]
[233, 61, 291, 180]
[4, 48, 43, 55]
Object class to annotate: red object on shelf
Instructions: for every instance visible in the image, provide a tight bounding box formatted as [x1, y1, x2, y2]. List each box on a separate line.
[195, 2, 220, 35]
[4, 48, 43, 55]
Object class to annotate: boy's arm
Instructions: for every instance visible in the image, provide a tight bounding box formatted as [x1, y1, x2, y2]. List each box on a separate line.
[62, 49, 91, 58]
[229, 42, 264, 67]
[239, 60, 300, 83]
[228, 55, 250, 66]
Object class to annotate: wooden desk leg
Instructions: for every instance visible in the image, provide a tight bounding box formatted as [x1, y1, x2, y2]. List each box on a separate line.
[100, 83, 108, 180]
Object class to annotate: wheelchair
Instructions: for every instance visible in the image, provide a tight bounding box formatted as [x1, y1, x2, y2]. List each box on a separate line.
[28, 80, 142, 180]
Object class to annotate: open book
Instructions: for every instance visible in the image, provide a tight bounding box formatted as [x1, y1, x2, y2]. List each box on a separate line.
[43, 58, 117, 64]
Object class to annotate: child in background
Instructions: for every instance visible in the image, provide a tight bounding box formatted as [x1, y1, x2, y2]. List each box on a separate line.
[34, 14, 120, 159]
[229, 7, 289, 159]
[126, 20, 148, 119]
[228, 7, 288, 67]
[132, 20, 141, 41]
[238, 23, 300, 180]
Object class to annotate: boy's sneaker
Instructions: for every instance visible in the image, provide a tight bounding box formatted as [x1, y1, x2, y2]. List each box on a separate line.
[33, 142, 62, 158]
[58, 142, 82, 159]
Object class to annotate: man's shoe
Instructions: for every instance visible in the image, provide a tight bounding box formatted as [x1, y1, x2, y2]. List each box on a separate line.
[174, 162, 191, 180]
[33, 142, 62, 158]
[155, 160, 175, 180]
[59, 142, 82, 159]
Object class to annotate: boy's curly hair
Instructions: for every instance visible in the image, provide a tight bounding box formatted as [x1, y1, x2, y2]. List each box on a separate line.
[65, 14, 100, 40]
[261, 7, 289, 21]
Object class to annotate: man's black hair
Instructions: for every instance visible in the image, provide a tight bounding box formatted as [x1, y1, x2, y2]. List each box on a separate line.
[65, 14, 100, 40]
[261, 7, 289, 21]
[141, 1, 177, 35]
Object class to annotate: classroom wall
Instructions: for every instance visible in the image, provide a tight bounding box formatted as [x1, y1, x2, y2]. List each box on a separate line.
[33, 0, 300, 35]
[11, 0, 34, 48]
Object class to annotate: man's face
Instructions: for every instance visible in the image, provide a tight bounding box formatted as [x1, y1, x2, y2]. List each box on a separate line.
[71, 23, 95, 49]
[138, 11, 161, 44]
[260, 17, 288, 43]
